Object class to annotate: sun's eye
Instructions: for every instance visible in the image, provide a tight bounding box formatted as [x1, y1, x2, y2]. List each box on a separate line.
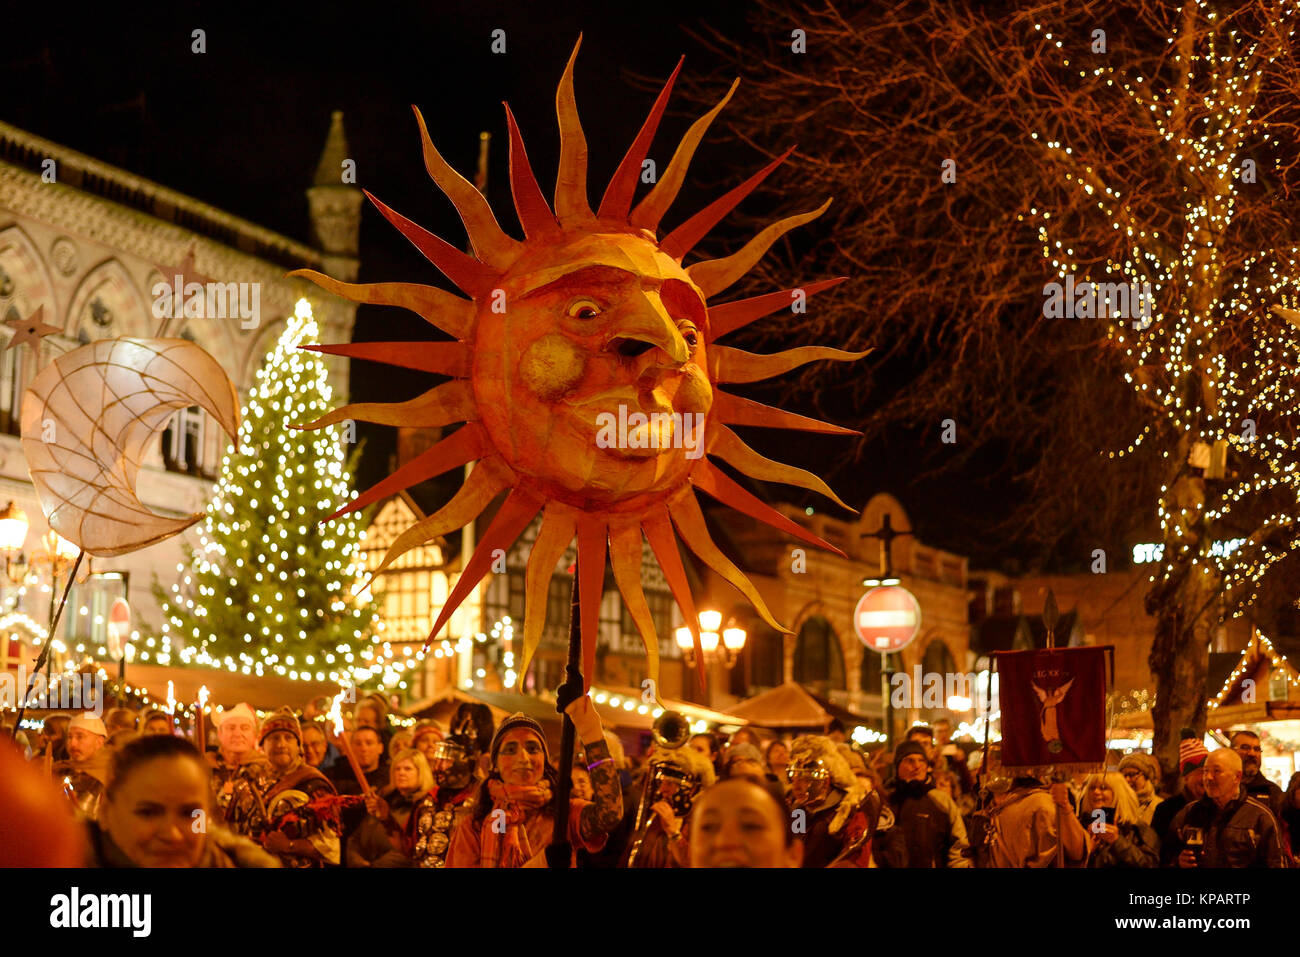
[568, 300, 601, 320]
[680, 323, 700, 349]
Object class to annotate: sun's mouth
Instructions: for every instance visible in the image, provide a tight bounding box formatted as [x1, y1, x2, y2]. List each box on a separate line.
[573, 390, 693, 458]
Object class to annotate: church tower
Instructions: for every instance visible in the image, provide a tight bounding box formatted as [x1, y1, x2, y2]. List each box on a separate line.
[306, 111, 362, 283]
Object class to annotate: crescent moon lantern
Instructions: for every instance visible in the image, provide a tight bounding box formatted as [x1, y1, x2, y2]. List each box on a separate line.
[20, 337, 241, 557]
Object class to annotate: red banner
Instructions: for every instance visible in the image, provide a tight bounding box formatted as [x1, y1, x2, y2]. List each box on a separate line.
[996, 647, 1109, 771]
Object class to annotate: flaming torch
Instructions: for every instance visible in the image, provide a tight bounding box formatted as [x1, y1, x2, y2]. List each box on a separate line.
[195, 685, 209, 752]
[328, 690, 372, 795]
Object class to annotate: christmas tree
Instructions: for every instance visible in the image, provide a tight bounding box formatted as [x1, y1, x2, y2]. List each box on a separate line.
[156, 299, 377, 685]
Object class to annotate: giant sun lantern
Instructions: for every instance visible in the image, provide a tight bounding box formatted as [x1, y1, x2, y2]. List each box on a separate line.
[294, 39, 867, 693]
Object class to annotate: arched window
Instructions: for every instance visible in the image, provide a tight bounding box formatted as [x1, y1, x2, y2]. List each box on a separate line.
[793, 615, 845, 692]
[741, 624, 784, 692]
[920, 639, 959, 715]
[860, 650, 885, 697]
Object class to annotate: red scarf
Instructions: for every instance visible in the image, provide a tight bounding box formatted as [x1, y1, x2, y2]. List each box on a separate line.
[480, 780, 552, 868]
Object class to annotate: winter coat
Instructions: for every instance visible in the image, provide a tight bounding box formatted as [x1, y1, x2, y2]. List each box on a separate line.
[1149, 791, 1189, 845]
[881, 778, 971, 868]
[1080, 818, 1159, 868]
[983, 786, 1087, 868]
[1162, 788, 1288, 868]
[85, 820, 280, 868]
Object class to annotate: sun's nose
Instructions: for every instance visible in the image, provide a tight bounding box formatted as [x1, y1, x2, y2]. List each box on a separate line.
[606, 292, 688, 365]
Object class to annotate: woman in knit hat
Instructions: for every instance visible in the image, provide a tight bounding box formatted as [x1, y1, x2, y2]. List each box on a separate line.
[446, 695, 622, 867]
[1117, 752, 1163, 825]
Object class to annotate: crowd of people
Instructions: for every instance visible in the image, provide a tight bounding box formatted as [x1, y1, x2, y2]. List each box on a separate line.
[4, 697, 1298, 869]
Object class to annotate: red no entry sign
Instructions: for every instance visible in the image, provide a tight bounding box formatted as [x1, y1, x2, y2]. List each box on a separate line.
[106, 598, 131, 658]
[854, 585, 920, 653]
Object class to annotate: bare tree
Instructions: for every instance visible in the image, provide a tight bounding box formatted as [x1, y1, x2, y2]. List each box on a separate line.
[684, 0, 1300, 773]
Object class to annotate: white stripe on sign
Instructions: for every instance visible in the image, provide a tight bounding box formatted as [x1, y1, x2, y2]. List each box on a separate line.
[859, 610, 916, 628]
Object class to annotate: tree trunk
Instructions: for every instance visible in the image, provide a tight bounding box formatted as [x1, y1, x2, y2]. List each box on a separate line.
[1146, 466, 1216, 783]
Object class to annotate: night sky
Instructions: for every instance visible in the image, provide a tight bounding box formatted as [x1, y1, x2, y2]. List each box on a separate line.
[3, 1, 1025, 569]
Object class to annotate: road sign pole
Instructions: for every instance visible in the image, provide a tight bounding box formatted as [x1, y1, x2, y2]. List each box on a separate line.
[881, 651, 892, 748]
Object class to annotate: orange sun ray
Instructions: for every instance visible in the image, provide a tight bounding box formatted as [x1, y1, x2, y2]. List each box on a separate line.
[364, 190, 500, 297]
[574, 513, 608, 692]
[608, 516, 661, 698]
[687, 199, 834, 297]
[302, 340, 470, 378]
[288, 268, 474, 338]
[710, 344, 869, 384]
[505, 103, 560, 238]
[707, 277, 847, 340]
[668, 487, 790, 636]
[713, 390, 860, 436]
[371, 457, 514, 577]
[692, 460, 845, 557]
[411, 105, 522, 268]
[597, 56, 684, 222]
[660, 147, 795, 261]
[554, 36, 594, 226]
[325, 423, 489, 522]
[708, 424, 855, 512]
[631, 78, 740, 231]
[298, 379, 474, 430]
[642, 506, 707, 691]
[520, 503, 579, 682]
[425, 488, 544, 646]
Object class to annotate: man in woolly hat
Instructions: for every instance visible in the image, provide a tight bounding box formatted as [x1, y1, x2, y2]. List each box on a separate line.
[882, 740, 971, 868]
[787, 734, 886, 867]
[1149, 729, 1208, 845]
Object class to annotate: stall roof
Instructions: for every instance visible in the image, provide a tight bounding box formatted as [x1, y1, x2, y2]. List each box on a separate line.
[113, 663, 340, 714]
[728, 681, 834, 730]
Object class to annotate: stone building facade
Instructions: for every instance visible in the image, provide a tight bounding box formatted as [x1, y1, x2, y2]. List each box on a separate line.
[0, 114, 359, 665]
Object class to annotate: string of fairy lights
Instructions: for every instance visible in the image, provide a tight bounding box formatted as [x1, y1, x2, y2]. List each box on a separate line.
[155, 300, 378, 686]
[1029, 2, 1300, 617]
[1207, 631, 1300, 707]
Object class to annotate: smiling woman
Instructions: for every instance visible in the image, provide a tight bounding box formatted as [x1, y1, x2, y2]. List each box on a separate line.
[87, 736, 279, 869]
[446, 695, 621, 867]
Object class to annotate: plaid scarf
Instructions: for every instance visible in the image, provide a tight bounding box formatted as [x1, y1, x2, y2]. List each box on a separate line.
[479, 780, 553, 868]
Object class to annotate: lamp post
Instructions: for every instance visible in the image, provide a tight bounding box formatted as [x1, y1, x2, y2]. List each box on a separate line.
[675, 609, 747, 670]
[0, 502, 30, 589]
[0, 510, 87, 683]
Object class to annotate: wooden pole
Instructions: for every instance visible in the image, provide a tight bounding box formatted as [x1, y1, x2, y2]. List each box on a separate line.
[545, 568, 583, 868]
[12, 551, 83, 737]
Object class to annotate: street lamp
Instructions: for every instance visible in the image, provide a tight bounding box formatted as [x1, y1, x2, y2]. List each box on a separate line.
[675, 609, 746, 669]
[0, 502, 29, 583]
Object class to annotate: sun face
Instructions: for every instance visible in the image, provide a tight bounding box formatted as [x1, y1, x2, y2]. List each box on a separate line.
[480, 233, 717, 510]
[290, 38, 867, 692]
